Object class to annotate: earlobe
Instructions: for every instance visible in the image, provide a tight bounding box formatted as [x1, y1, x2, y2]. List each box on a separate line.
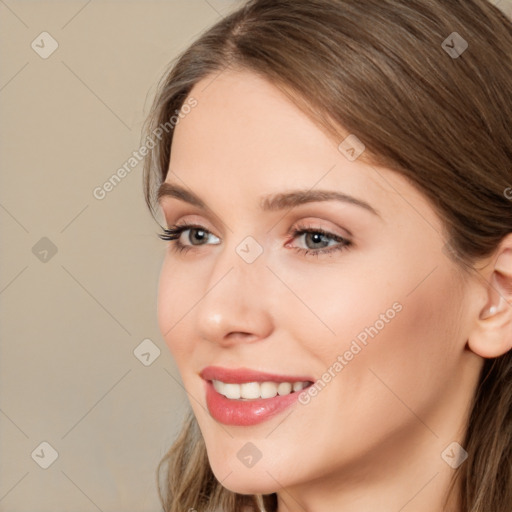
[468, 245, 512, 359]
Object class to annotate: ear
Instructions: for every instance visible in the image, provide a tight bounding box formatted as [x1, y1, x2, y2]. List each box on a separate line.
[467, 234, 512, 358]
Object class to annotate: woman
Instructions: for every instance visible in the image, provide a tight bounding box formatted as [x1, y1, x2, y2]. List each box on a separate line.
[142, 1, 512, 510]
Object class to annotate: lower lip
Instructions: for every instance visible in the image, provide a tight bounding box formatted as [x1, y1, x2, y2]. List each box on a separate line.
[204, 381, 306, 426]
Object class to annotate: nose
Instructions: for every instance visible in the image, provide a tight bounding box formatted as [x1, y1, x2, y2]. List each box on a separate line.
[194, 244, 275, 347]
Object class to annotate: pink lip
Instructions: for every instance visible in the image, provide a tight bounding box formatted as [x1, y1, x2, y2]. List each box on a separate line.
[200, 366, 314, 426]
[200, 366, 313, 384]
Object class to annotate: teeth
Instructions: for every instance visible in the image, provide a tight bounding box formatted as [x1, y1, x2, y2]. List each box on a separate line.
[212, 380, 310, 400]
[212, 379, 223, 393]
[261, 382, 278, 399]
[293, 382, 306, 392]
[277, 382, 292, 395]
[240, 382, 260, 399]
[224, 383, 241, 399]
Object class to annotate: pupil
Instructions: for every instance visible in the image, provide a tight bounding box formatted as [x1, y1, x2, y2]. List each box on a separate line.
[191, 229, 206, 245]
[307, 232, 327, 249]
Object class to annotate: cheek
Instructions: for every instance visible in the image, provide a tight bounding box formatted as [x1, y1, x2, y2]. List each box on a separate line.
[286, 245, 460, 361]
[288, 255, 463, 413]
[157, 259, 197, 360]
[318, 264, 462, 425]
[271, 258, 405, 361]
[367, 272, 462, 392]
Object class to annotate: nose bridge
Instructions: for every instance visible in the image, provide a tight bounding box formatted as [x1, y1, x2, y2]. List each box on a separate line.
[194, 233, 273, 344]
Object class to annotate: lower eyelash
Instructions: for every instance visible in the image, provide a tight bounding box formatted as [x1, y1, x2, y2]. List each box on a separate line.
[290, 243, 349, 257]
[158, 225, 352, 257]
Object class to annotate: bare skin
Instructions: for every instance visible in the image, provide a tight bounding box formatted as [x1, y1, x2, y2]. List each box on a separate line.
[156, 69, 512, 512]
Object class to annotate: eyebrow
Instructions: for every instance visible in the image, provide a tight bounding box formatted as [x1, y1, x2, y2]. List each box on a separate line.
[157, 182, 380, 216]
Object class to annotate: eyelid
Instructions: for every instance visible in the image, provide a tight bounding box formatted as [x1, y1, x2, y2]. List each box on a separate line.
[162, 205, 227, 233]
[165, 218, 349, 242]
[286, 219, 352, 241]
[162, 215, 216, 236]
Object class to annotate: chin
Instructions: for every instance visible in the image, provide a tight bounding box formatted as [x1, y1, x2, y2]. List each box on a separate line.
[203, 446, 281, 494]
[212, 469, 281, 496]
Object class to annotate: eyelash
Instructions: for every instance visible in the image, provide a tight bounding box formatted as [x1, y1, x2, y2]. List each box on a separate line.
[158, 222, 352, 257]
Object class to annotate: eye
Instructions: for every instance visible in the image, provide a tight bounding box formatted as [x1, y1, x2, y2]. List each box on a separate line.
[286, 224, 352, 257]
[158, 222, 352, 258]
[159, 223, 220, 253]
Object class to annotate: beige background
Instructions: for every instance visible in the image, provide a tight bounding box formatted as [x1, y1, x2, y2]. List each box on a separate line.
[0, 1, 240, 511]
[1, 1, 511, 511]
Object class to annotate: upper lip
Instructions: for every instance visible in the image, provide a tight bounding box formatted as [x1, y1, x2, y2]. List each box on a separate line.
[200, 366, 314, 384]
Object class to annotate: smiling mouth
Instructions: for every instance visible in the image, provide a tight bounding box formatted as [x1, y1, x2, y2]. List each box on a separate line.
[200, 366, 316, 425]
[211, 379, 313, 400]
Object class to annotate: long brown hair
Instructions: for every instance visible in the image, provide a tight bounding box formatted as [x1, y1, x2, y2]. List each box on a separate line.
[142, 1, 512, 510]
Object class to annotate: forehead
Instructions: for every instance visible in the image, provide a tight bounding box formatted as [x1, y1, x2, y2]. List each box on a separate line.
[169, 70, 359, 195]
[174, 69, 336, 168]
[164, 69, 438, 231]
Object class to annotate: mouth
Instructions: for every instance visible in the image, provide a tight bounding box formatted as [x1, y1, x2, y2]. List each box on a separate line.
[200, 366, 314, 426]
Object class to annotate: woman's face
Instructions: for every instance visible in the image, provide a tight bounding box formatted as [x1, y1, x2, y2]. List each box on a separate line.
[157, 69, 482, 498]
